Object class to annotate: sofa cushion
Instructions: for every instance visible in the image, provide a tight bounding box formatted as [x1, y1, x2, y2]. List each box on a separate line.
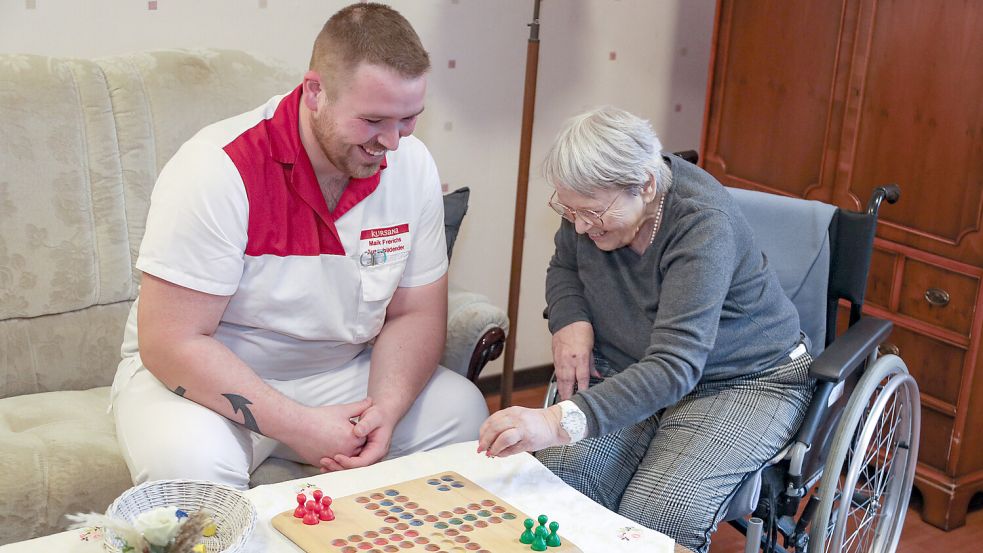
[0, 55, 132, 321]
[249, 457, 321, 487]
[94, 49, 300, 290]
[0, 302, 132, 398]
[0, 387, 131, 545]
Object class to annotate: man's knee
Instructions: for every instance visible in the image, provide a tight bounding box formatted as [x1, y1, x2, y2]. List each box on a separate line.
[440, 374, 487, 440]
[390, 368, 488, 455]
[427, 367, 487, 433]
[127, 449, 251, 490]
[114, 383, 254, 489]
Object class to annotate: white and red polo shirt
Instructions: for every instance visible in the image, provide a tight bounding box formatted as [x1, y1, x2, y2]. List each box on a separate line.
[122, 86, 448, 379]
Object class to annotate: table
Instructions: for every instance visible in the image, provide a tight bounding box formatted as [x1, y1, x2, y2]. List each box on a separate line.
[1, 441, 688, 552]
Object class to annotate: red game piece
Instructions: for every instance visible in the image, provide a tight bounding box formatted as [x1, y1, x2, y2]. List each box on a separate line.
[313, 489, 323, 503]
[302, 500, 319, 525]
[293, 493, 307, 518]
[320, 496, 335, 521]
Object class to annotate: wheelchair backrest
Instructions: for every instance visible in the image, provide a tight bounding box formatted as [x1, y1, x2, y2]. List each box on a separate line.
[725, 188, 837, 355]
[725, 187, 882, 352]
[726, 186, 886, 486]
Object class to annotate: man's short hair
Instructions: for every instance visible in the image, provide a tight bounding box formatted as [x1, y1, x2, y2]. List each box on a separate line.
[310, 3, 431, 97]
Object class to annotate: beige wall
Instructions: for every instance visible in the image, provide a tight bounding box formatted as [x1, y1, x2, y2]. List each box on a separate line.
[0, 0, 715, 375]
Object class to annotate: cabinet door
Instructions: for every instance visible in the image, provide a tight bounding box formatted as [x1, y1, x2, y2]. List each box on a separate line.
[836, 0, 983, 264]
[701, 0, 857, 200]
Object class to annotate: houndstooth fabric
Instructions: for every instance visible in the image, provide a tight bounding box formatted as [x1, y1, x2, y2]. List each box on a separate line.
[536, 351, 814, 553]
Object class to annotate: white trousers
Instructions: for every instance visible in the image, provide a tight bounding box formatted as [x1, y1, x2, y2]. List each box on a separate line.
[112, 348, 488, 489]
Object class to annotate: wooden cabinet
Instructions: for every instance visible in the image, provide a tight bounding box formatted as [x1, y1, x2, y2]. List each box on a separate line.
[701, 0, 983, 530]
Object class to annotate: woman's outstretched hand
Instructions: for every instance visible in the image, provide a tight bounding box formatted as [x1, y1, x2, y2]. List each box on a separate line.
[477, 405, 569, 458]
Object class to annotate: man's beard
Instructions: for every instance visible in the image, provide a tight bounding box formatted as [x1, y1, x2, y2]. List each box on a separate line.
[313, 109, 384, 180]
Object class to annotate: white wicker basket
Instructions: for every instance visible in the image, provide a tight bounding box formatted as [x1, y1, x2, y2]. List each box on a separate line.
[104, 479, 256, 553]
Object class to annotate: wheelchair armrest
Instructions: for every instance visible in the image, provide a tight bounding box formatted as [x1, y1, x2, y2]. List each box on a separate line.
[808, 316, 893, 382]
[788, 380, 836, 478]
[786, 316, 893, 484]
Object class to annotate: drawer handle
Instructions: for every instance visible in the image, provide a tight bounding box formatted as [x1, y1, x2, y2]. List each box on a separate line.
[924, 288, 950, 307]
[879, 342, 900, 357]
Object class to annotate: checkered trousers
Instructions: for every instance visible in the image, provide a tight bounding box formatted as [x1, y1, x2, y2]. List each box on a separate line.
[535, 352, 815, 553]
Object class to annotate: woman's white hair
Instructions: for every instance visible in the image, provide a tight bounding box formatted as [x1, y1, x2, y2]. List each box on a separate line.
[543, 106, 670, 197]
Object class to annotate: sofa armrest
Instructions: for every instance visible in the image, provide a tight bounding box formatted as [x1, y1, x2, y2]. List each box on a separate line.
[442, 287, 509, 383]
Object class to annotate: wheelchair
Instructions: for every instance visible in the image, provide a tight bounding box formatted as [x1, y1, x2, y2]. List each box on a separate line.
[544, 151, 920, 553]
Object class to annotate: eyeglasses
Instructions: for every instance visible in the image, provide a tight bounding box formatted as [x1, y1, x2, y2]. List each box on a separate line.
[548, 190, 621, 227]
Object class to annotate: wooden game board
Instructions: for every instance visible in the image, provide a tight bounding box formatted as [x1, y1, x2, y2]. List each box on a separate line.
[272, 471, 583, 552]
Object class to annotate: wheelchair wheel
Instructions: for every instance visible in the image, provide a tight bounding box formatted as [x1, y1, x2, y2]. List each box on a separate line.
[808, 354, 920, 553]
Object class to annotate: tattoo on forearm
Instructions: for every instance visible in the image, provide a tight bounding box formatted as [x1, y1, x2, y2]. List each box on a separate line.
[173, 386, 187, 397]
[222, 393, 261, 433]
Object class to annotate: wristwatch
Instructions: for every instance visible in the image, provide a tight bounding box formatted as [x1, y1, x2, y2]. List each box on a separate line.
[556, 400, 588, 443]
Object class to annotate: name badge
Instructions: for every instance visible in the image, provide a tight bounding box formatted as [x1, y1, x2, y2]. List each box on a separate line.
[359, 224, 411, 266]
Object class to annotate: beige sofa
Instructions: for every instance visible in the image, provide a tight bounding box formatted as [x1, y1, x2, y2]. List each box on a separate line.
[0, 49, 507, 544]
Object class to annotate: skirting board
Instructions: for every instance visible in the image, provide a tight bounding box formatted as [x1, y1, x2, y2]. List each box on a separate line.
[476, 364, 553, 396]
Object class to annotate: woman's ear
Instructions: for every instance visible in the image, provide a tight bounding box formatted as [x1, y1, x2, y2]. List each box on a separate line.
[641, 174, 659, 202]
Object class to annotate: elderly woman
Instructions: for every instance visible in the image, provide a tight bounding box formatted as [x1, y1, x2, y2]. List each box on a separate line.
[477, 107, 815, 552]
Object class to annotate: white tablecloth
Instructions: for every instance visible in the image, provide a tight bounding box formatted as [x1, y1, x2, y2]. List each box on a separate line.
[1, 441, 674, 552]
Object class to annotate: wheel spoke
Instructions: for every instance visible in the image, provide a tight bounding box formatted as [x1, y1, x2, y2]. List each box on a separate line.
[843, 473, 880, 552]
[811, 362, 919, 553]
[852, 382, 913, 552]
[835, 378, 910, 553]
[875, 413, 900, 494]
[866, 394, 898, 500]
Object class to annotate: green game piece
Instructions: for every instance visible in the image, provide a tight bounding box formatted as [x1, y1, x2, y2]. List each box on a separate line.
[546, 521, 561, 547]
[520, 518, 535, 544]
[537, 514, 549, 528]
[530, 526, 548, 551]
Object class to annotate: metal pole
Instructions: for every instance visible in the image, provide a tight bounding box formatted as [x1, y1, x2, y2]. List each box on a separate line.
[501, 0, 542, 408]
[745, 517, 763, 553]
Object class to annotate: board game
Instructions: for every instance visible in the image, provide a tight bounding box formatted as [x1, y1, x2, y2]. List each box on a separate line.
[272, 471, 583, 552]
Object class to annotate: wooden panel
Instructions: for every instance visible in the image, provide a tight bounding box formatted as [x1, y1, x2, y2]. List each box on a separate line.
[884, 326, 963, 407]
[866, 247, 897, 309]
[918, 409, 953, 472]
[956, 352, 983, 475]
[897, 259, 979, 337]
[703, 0, 843, 197]
[847, 0, 983, 263]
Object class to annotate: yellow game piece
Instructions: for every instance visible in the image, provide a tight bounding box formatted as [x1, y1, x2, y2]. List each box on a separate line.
[202, 521, 217, 537]
[192, 544, 206, 553]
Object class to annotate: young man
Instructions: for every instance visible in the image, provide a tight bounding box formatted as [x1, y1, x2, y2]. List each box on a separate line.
[112, 3, 487, 489]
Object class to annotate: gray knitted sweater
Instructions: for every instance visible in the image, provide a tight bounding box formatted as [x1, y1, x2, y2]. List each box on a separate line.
[547, 157, 801, 438]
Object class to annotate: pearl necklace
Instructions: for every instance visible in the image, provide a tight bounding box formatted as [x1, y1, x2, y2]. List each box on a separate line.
[648, 192, 667, 245]
[647, 168, 673, 245]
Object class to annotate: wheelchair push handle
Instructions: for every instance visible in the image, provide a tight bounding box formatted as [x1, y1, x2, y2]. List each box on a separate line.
[673, 149, 700, 164]
[866, 183, 901, 216]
